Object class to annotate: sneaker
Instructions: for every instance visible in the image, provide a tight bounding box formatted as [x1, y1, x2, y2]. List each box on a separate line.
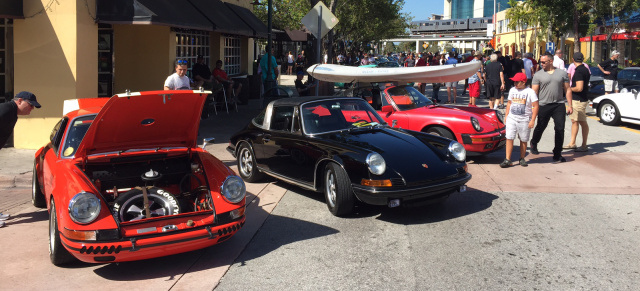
[519, 158, 528, 167]
[563, 144, 577, 150]
[552, 156, 567, 163]
[575, 146, 588, 152]
[530, 145, 539, 155]
[0, 213, 9, 220]
[500, 159, 512, 168]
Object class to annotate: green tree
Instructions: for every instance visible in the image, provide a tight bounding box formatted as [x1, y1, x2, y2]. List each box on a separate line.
[254, 0, 411, 64]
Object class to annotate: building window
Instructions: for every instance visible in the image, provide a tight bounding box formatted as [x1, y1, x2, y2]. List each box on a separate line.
[98, 24, 113, 97]
[224, 36, 241, 75]
[0, 18, 13, 102]
[175, 29, 210, 79]
[498, 20, 503, 34]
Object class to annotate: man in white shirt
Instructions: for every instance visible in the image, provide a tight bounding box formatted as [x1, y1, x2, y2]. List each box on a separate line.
[164, 59, 192, 90]
[553, 49, 566, 71]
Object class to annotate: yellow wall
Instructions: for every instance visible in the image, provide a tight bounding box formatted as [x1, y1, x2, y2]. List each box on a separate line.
[113, 24, 171, 93]
[13, 0, 98, 149]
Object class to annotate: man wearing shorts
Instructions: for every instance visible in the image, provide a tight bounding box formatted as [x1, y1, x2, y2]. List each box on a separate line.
[565, 52, 590, 152]
[445, 52, 459, 103]
[467, 53, 483, 106]
[484, 53, 505, 109]
[598, 50, 620, 94]
[501, 73, 539, 168]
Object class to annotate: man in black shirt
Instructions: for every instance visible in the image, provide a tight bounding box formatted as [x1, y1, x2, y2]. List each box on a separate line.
[0, 91, 41, 226]
[484, 53, 505, 109]
[192, 55, 215, 89]
[598, 50, 620, 94]
[565, 52, 590, 152]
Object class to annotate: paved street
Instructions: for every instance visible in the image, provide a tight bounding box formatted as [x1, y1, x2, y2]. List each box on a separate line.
[1, 82, 639, 290]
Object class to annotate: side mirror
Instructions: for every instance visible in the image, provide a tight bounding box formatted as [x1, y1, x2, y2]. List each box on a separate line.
[381, 105, 394, 113]
[202, 137, 215, 150]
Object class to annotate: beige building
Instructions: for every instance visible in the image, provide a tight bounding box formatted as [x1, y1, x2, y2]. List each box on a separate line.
[2, 0, 266, 149]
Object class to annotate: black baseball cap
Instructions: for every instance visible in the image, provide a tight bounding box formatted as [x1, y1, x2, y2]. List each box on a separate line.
[573, 52, 584, 62]
[15, 91, 41, 108]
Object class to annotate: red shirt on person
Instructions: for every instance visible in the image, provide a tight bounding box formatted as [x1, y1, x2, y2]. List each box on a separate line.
[213, 68, 229, 81]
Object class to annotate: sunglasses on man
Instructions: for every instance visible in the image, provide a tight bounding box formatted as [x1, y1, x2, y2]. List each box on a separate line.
[177, 60, 188, 64]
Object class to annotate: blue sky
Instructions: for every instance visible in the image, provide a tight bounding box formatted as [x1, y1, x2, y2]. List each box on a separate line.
[401, 0, 444, 22]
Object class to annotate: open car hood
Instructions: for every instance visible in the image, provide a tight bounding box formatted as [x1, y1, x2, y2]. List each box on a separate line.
[74, 90, 209, 157]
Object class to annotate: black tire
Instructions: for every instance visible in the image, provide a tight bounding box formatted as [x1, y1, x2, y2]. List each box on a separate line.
[49, 198, 75, 265]
[425, 126, 456, 141]
[112, 188, 180, 222]
[237, 143, 263, 182]
[324, 163, 355, 216]
[32, 162, 46, 208]
[598, 100, 621, 126]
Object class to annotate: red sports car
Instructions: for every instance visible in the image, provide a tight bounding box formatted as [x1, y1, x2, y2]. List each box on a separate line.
[32, 90, 247, 265]
[353, 84, 506, 156]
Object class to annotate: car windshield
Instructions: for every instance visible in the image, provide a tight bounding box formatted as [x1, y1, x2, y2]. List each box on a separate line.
[386, 86, 434, 110]
[61, 115, 95, 157]
[301, 99, 386, 134]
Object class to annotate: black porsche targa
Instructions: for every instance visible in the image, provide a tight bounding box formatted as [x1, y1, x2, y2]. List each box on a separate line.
[227, 96, 472, 216]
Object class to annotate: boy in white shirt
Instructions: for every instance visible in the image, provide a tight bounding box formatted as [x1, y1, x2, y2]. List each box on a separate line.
[501, 73, 539, 168]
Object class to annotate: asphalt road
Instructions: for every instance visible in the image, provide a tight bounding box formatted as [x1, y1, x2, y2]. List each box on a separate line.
[1, 101, 639, 290]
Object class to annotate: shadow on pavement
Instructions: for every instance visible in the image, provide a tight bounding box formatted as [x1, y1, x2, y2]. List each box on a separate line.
[6, 208, 49, 225]
[375, 190, 499, 225]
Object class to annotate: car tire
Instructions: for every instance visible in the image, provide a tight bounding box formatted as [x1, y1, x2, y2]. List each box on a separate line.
[324, 163, 355, 217]
[49, 198, 76, 266]
[237, 143, 263, 183]
[32, 162, 46, 208]
[599, 100, 621, 126]
[112, 188, 181, 222]
[425, 127, 455, 141]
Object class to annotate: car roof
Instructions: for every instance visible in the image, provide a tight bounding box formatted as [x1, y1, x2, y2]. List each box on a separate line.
[271, 96, 354, 107]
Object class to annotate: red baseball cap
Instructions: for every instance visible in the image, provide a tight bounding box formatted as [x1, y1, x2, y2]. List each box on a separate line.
[509, 72, 527, 82]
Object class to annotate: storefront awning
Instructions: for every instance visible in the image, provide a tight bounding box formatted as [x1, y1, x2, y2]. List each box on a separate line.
[225, 3, 268, 38]
[285, 29, 309, 42]
[97, 0, 213, 31]
[0, 0, 23, 19]
[189, 0, 253, 37]
[579, 31, 640, 42]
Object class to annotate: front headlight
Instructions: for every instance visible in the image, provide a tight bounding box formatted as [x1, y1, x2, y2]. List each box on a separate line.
[471, 117, 482, 132]
[68, 192, 101, 224]
[448, 141, 466, 162]
[221, 176, 246, 203]
[366, 153, 386, 175]
[495, 110, 505, 124]
[620, 88, 628, 93]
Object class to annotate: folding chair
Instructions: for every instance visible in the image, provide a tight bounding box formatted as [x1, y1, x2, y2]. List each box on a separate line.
[222, 86, 238, 113]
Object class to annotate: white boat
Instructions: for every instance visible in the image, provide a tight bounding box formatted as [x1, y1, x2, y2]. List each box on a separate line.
[307, 62, 481, 83]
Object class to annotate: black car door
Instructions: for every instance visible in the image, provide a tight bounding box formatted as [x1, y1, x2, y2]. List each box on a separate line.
[260, 106, 316, 185]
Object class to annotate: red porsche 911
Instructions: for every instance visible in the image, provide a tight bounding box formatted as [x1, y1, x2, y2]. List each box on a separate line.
[32, 90, 246, 265]
[351, 84, 506, 156]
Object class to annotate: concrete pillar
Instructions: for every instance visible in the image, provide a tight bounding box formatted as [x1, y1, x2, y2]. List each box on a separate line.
[416, 40, 419, 53]
[13, 0, 98, 149]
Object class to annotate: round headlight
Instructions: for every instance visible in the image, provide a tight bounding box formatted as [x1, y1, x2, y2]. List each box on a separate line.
[366, 153, 386, 175]
[221, 176, 246, 203]
[495, 110, 505, 124]
[471, 117, 482, 132]
[620, 88, 628, 93]
[68, 192, 101, 224]
[448, 141, 466, 162]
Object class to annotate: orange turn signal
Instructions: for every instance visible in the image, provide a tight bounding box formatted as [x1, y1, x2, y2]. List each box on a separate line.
[62, 228, 97, 241]
[360, 179, 392, 187]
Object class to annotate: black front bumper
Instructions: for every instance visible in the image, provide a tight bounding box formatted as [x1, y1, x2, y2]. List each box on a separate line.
[351, 173, 472, 206]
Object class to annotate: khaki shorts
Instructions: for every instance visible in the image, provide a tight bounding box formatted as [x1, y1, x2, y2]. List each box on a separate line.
[604, 79, 619, 92]
[570, 100, 588, 121]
